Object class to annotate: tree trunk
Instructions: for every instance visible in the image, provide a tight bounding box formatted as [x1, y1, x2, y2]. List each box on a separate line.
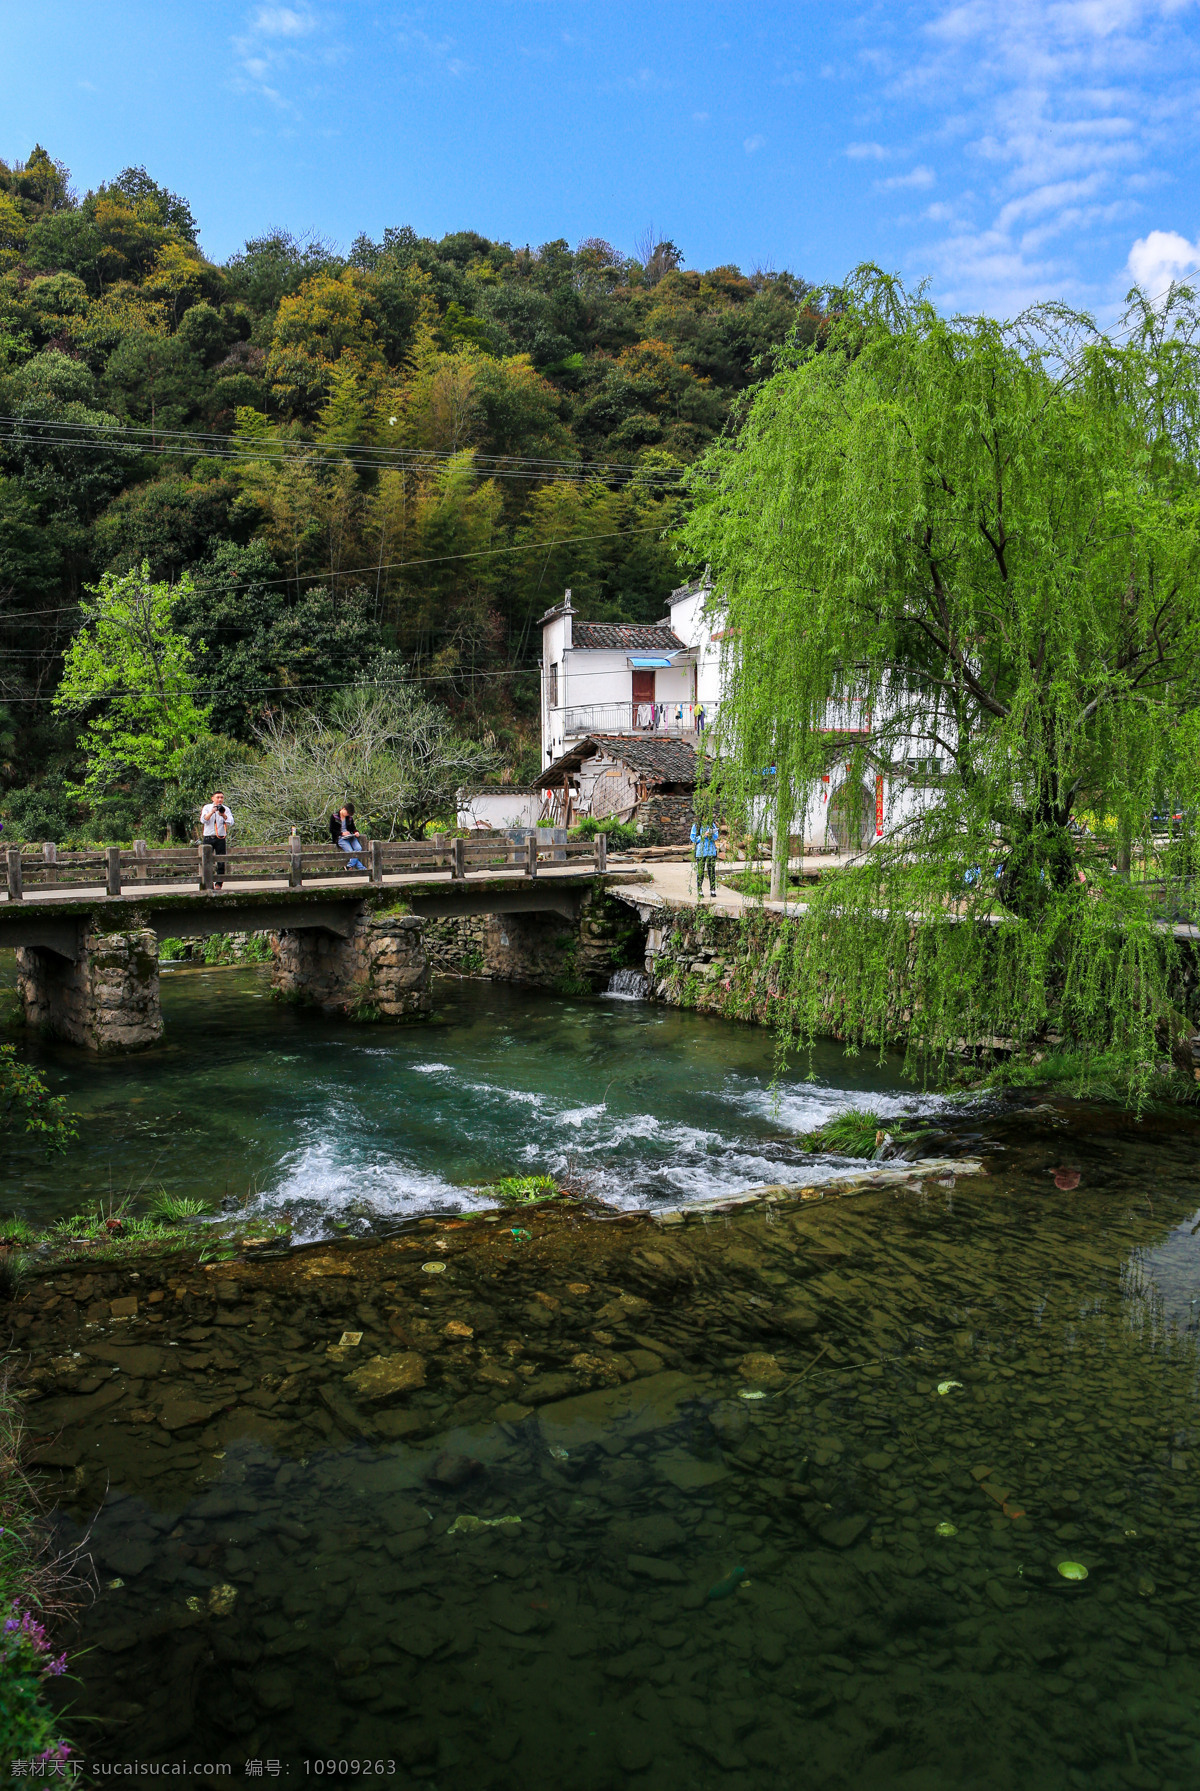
[770, 777, 793, 903]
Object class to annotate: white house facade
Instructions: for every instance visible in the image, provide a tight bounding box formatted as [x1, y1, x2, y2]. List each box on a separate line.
[540, 574, 940, 854]
[539, 576, 719, 769]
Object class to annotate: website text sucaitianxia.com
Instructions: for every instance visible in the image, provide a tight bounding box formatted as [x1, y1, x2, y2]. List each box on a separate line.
[12, 1762, 401, 1779]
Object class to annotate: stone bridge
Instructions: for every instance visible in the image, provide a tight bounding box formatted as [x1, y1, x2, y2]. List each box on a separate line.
[0, 837, 649, 1050]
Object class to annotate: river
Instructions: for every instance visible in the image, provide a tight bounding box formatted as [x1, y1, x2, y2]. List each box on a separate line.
[1, 961, 947, 1236]
[4, 963, 1200, 1788]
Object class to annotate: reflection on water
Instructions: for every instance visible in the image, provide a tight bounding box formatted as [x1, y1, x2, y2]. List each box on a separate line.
[0, 963, 947, 1238]
[27, 1115, 1200, 1789]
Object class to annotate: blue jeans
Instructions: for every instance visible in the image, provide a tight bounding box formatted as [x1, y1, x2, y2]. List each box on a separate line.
[338, 836, 364, 870]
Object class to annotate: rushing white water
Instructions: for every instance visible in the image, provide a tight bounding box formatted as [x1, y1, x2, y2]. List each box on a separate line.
[2, 962, 957, 1241]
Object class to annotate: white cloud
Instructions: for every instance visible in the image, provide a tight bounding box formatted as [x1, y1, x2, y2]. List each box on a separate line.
[860, 0, 1200, 314]
[231, 3, 346, 111]
[744, 134, 766, 153]
[876, 164, 936, 191]
[846, 140, 890, 159]
[1126, 228, 1200, 292]
[250, 6, 316, 36]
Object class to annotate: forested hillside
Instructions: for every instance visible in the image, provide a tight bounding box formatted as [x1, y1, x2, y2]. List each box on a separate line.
[0, 144, 816, 841]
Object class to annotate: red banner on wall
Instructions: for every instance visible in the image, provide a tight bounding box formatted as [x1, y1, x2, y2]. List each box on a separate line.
[875, 774, 884, 837]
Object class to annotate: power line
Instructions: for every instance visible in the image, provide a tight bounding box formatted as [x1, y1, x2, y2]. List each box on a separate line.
[0, 521, 685, 625]
[0, 413, 692, 484]
[0, 651, 710, 703]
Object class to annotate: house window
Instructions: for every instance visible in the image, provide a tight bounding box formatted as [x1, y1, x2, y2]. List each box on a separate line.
[548, 662, 558, 706]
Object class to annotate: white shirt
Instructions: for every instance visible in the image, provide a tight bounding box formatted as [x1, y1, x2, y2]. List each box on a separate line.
[200, 803, 233, 839]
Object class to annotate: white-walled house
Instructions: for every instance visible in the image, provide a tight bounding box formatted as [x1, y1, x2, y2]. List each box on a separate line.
[539, 574, 940, 854]
[455, 786, 545, 832]
[540, 576, 719, 769]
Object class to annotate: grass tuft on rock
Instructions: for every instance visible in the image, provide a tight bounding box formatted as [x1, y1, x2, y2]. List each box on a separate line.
[800, 1108, 887, 1158]
[477, 1174, 561, 1205]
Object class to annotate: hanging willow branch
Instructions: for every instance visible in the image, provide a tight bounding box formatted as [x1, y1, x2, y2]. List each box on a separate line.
[679, 265, 1200, 1097]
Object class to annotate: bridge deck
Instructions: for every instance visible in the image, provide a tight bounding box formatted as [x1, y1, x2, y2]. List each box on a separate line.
[0, 861, 627, 912]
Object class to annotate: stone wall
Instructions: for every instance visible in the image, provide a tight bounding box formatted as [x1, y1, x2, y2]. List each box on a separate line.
[483, 886, 643, 992]
[424, 914, 487, 976]
[271, 907, 431, 1020]
[16, 923, 162, 1051]
[645, 904, 790, 1026]
[422, 888, 644, 992]
[632, 790, 695, 846]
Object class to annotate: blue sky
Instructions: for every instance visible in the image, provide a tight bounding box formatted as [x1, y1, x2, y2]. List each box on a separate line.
[4, 0, 1200, 321]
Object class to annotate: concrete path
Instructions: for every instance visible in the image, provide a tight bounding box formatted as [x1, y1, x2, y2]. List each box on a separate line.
[609, 855, 852, 917]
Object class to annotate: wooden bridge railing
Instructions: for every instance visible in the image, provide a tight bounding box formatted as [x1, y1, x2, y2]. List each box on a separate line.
[4, 830, 607, 901]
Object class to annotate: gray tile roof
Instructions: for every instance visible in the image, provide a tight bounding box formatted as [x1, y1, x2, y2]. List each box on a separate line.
[539, 734, 699, 788]
[571, 622, 685, 651]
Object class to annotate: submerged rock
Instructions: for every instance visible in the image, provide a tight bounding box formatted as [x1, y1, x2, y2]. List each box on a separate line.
[343, 1352, 426, 1402]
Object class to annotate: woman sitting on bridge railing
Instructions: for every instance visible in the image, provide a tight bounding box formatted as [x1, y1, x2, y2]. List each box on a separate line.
[330, 802, 365, 871]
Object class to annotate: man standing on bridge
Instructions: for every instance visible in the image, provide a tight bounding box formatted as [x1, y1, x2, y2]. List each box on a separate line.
[200, 791, 233, 890]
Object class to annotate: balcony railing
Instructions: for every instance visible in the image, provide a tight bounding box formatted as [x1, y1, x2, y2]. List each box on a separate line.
[557, 701, 716, 739]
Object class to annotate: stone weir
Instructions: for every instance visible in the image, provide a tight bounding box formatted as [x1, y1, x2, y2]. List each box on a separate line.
[4, 873, 651, 1051]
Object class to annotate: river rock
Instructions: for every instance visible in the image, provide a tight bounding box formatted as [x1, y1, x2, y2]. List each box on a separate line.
[627, 1555, 686, 1583]
[343, 1353, 425, 1402]
[86, 1343, 167, 1376]
[251, 1671, 294, 1713]
[537, 1371, 699, 1451]
[775, 1304, 820, 1336]
[737, 1352, 787, 1386]
[818, 1513, 870, 1550]
[158, 1396, 220, 1432]
[426, 1450, 481, 1489]
[104, 1541, 156, 1577]
[610, 1514, 686, 1554]
[374, 1410, 425, 1441]
[518, 1372, 582, 1405]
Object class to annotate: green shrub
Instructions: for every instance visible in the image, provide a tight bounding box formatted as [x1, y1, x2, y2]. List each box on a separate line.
[569, 816, 640, 851]
[800, 1107, 884, 1157]
[476, 1174, 560, 1204]
[0, 1049, 76, 1156]
[145, 1190, 206, 1223]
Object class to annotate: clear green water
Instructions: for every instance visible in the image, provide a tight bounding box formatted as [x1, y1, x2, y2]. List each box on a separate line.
[0, 961, 941, 1235]
[9, 968, 1200, 1788]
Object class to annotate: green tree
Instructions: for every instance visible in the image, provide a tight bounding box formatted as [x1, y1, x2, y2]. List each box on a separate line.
[53, 561, 211, 798]
[0, 1045, 76, 1153]
[681, 268, 1200, 1094]
[173, 539, 383, 737]
[226, 677, 494, 840]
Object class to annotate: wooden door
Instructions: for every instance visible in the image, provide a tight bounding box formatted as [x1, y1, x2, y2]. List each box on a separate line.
[631, 669, 655, 721]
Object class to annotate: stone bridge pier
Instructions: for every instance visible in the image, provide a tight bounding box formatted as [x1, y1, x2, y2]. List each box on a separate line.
[17, 924, 163, 1052]
[271, 906, 431, 1019]
[5, 871, 649, 1049]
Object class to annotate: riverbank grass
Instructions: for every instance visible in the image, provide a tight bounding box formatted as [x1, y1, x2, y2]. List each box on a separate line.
[0, 1371, 71, 1772]
[0, 1195, 292, 1274]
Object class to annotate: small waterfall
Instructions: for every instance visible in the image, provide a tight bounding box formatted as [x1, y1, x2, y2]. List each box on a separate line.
[606, 967, 649, 1000]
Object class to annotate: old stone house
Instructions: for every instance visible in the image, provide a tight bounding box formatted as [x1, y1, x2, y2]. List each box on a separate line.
[538, 734, 700, 844]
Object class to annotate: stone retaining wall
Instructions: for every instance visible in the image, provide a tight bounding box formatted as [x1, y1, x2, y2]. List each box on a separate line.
[418, 888, 643, 993]
[424, 915, 487, 976]
[645, 904, 790, 1026]
[271, 908, 431, 1020]
[16, 924, 163, 1051]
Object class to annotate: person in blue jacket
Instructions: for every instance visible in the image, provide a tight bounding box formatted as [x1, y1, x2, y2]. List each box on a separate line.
[690, 817, 719, 896]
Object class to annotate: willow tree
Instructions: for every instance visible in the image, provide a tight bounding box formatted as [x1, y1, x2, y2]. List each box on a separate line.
[681, 269, 1200, 1093]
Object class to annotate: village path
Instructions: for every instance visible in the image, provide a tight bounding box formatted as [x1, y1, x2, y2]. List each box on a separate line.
[616, 854, 855, 917]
